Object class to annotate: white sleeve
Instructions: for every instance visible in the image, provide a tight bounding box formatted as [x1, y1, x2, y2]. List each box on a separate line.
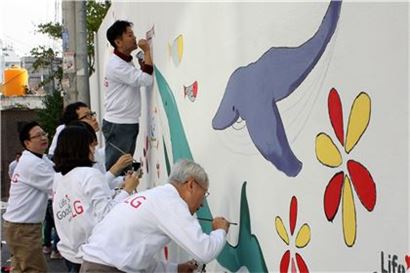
[82, 172, 129, 222]
[23, 161, 54, 193]
[104, 171, 116, 188]
[105, 175, 123, 189]
[8, 162, 15, 179]
[110, 63, 153, 88]
[155, 203, 227, 264]
[48, 125, 65, 156]
[146, 260, 178, 273]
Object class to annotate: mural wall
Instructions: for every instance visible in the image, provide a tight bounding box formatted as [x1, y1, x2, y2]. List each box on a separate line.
[90, 1, 409, 272]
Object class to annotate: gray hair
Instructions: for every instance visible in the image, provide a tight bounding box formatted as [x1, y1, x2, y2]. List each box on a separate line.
[168, 159, 209, 188]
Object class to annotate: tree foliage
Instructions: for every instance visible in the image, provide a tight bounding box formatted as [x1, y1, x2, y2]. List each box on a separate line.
[32, 0, 111, 77]
[30, 44, 63, 140]
[37, 22, 63, 40]
[36, 90, 64, 142]
[86, 0, 111, 75]
[30, 46, 63, 88]
[32, 0, 110, 140]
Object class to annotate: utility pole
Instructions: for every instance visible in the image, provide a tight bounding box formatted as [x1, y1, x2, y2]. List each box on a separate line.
[75, 1, 89, 104]
[62, 1, 90, 106]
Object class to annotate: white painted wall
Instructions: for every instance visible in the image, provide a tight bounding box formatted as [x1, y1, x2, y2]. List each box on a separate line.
[90, 2, 409, 272]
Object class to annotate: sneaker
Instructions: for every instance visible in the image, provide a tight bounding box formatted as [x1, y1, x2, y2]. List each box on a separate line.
[42, 246, 51, 254]
[50, 250, 63, 259]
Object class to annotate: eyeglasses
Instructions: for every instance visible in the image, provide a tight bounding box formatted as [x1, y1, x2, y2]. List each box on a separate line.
[79, 111, 96, 120]
[30, 132, 48, 140]
[193, 180, 210, 198]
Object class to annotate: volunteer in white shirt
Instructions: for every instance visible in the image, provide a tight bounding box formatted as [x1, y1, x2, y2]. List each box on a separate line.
[8, 151, 21, 179]
[49, 101, 133, 183]
[68, 120, 132, 190]
[3, 121, 54, 273]
[80, 159, 230, 273]
[102, 20, 153, 171]
[52, 126, 140, 273]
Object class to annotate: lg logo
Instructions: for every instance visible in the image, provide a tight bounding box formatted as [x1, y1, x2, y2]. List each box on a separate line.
[125, 196, 146, 209]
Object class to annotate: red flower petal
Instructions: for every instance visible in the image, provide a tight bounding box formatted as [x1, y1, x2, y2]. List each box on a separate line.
[280, 250, 291, 273]
[290, 196, 297, 236]
[296, 253, 310, 273]
[347, 160, 376, 211]
[324, 172, 344, 221]
[328, 88, 344, 146]
[291, 257, 297, 273]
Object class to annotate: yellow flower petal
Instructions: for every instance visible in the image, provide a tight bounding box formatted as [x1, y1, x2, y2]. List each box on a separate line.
[315, 133, 342, 167]
[342, 175, 357, 247]
[345, 92, 371, 153]
[275, 216, 289, 245]
[295, 223, 311, 248]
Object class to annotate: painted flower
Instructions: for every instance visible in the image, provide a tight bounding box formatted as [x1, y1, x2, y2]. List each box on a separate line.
[275, 196, 311, 273]
[315, 88, 376, 247]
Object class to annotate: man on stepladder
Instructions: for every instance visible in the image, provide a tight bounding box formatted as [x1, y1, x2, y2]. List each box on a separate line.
[103, 20, 153, 170]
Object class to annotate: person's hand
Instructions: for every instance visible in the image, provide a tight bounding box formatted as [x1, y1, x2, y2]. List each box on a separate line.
[109, 154, 133, 176]
[138, 39, 153, 65]
[177, 260, 198, 273]
[212, 217, 230, 233]
[123, 172, 139, 194]
[138, 39, 150, 52]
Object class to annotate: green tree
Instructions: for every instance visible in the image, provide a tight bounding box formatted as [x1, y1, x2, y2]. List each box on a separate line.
[36, 90, 64, 142]
[86, 0, 111, 75]
[30, 45, 63, 141]
[35, 0, 110, 76]
[32, 0, 110, 141]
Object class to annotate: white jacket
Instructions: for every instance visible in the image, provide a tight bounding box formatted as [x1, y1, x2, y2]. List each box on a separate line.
[50, 126, 122, 189]
[103, 54, 153, 124]
[53, 167, 129, 263]
[48, 124, 65, 156]
[81, 184, 226, 273]
[3, 150, 54, 223]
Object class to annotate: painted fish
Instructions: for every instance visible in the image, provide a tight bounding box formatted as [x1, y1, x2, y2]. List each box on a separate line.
[184, 81, 198, 102]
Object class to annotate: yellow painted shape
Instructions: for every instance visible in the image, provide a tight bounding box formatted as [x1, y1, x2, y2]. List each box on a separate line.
[176, 34, 184, 62]
[315, 133, 342, 167]
[342, 175, 356, 247]
[295, 223, 311, 248]
[275, 216, 289, 245]
[345, 92, 371, 153]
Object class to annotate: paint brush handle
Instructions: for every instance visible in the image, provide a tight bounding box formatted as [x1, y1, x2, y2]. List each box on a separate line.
[197, 217, 238, 225]
[108, 141, 127, 155]
[108, 141, 140, 166]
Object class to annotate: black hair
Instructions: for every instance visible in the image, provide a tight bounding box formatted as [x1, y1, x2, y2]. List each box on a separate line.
[106, 20, 133, 49]
[19, 121, 40, 149]
[67, 120, 97, 142]
[53, 126, 95, 175]
[61, 102, 88, 125]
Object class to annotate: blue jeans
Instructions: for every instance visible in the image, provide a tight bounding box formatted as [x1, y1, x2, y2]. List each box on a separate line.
[102, 119, 139, 171]
[65, 259, 81, 273]
[43, 199, 59, 250]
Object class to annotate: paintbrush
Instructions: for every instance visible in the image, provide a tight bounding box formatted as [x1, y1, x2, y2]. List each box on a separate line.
[197, 217, 238, 225]
[107, 141, 141, 171]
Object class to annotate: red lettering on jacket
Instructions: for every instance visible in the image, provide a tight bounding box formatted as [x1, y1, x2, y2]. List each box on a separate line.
[11, 173, 19, 183]
[125, 196, 146, 209]
[72, 200, 84, 217]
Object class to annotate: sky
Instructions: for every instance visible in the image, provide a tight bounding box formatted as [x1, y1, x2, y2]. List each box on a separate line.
[0, 0, 61, 57]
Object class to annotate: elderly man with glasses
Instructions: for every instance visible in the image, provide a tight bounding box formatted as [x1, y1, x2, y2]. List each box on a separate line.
[3, 121, 55, 273]
[79, 159, 230, 273]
